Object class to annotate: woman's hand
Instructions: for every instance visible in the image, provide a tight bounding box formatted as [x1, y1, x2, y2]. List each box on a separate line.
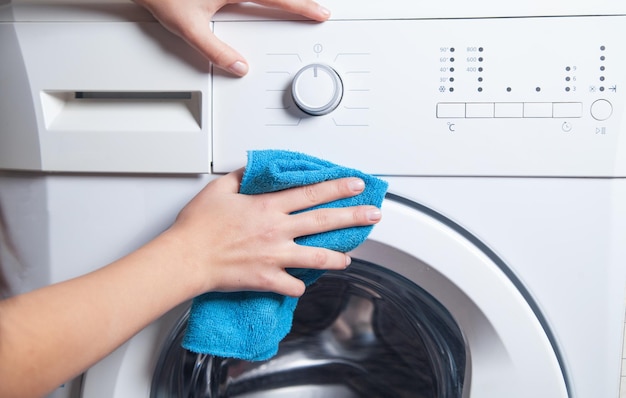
[164, 168, 382, 297]
[133, 0, 331, 76]
[0, 170, 381, 397]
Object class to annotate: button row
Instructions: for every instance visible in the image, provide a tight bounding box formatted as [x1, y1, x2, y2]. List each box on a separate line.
[437, 102, 583, 119]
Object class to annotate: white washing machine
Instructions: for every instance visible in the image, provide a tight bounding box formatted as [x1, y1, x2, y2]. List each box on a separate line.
[1, 1, 626, 397]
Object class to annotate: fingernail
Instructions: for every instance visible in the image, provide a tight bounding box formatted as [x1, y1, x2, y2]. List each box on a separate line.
[318, 5, 331, 18]
[367, 208, 382, 222]
[348, 178, 365, 192]
[345, 255, 352, 267]
[228, 61, 249, 76]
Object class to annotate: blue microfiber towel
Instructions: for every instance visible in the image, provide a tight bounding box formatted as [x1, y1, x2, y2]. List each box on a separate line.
[182, 149, 388, 361]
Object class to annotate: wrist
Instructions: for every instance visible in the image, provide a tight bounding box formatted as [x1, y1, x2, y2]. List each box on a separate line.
[152, 227, 215, 299]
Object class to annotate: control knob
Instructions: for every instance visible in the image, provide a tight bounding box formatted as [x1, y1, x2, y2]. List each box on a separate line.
[291, 64, 343, 116]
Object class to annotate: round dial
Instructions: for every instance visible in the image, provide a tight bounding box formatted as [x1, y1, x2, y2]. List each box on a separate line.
[291, 64, 343, 116]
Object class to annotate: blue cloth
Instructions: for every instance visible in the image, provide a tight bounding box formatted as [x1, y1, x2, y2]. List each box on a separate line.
[182, 150, 388, 361]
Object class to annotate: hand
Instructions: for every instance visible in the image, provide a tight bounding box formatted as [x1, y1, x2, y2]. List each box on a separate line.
[133, 0, 331, 76]
[0, 168, 380, 398]
[164, 168, 382, 297]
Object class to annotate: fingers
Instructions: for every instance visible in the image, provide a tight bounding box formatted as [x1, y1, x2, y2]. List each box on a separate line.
[200, 0, 330, 75]
[288, 245, 351, 271]
[249, 176, 382, 240]
[182, 23, 251, 76]
[179, 171, 381, 298]
[269, 272, 307, 297]
[276, 177, 366, 214]
[137, 0, 330, 77]
[248, 0, 331, 21]
[134, 0, 250, 76]
[290, 205, 382, 238]
[270, 247, 349, 297]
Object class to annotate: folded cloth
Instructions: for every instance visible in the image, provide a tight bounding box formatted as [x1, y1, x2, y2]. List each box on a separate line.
[182, 149, 388, 361]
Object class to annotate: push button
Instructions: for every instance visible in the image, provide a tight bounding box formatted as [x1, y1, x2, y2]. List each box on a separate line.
[437, 103, 465, 118]
[494, 102, 523, 118]
[466, 103, 494, 118]
[523, 102, 552, 118]
[590, 99, 613, 121]
[437, 101, 587, 120]
[553, 102, 583, 118]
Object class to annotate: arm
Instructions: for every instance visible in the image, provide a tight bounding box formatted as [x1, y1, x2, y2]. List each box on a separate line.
[132, 0, 331, 76]
[0, 169, 381, 398]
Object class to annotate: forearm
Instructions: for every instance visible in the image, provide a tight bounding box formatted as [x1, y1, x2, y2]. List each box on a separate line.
[0, 231, 199, 398]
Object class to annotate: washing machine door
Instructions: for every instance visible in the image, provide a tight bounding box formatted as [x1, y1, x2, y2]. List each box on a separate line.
[354, 195, 569, 397]
[82, 195, 568, 397]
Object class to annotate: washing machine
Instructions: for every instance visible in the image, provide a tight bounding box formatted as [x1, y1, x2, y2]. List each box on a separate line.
[1, 1, 626, 397]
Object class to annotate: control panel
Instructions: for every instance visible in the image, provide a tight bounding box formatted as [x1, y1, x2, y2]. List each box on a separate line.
[212, 17, 626, 177]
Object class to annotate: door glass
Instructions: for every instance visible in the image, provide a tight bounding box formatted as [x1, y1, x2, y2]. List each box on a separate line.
[151, 260, 466, 397]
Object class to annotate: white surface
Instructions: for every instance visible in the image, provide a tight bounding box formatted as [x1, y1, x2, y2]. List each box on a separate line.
[2, 7, 626, 174]
[0, 21, 210, 172]
[385, 177, 626, 398]
[354, 200, 567, 396]
[25, 176, 623, 398]
[211, 16, 626, 177]
[1, 2, 626, 398]
[80, 193, 570, 397]
[622, 308, 626, 398]
[5, 0, 626, 22]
